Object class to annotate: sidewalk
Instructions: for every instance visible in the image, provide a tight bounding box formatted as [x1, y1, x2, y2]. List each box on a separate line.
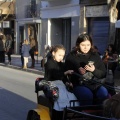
[0, 54, 44, 75]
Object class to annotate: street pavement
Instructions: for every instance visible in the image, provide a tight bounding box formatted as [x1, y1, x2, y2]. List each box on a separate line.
[0, 54, 120, 86]
[0, 54, 44, 75]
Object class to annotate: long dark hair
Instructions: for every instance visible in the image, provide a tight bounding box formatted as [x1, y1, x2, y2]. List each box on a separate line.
[75, 33, 94, 53]
[108, 44, 116, 53]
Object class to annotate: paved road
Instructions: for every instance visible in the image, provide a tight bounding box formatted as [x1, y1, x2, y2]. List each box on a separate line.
[0, 66, 43, 120]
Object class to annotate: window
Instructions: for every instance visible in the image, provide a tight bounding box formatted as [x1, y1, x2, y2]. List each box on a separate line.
[3, 21, 10, 28]
[30, 0, 37, 17]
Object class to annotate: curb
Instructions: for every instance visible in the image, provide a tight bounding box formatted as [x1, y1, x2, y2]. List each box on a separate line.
[0, 63, 44, 76]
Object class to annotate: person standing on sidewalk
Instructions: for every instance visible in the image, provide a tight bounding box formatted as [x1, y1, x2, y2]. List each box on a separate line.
[0, 35, 5, 63]
[5, 34, 13, 65]
[29, 37, 36, 68]
[20, 41, 24, 68]
[22, 39, 31, 69]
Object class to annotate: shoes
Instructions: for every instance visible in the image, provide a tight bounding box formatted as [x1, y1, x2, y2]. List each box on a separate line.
[23, 66, 27, 69]
[8, 62, 11, 65]
[30, 66, 34, 68]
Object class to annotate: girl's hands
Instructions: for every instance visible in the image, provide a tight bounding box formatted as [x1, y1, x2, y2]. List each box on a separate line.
[66, 82, 73, 88]
[64, 70, 74, 76]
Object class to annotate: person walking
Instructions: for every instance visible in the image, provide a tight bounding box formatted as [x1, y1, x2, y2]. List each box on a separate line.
[102, 44, 118, 75]
[5, 34, 13, 65]
[22, 39, 31, 69]
[29, 37, 36, 68]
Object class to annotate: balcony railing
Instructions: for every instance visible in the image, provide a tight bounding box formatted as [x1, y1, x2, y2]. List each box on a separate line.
[25, 4, 37, 18]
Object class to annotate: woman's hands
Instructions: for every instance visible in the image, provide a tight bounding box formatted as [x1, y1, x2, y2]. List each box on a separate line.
[79, 67, 86, 74]
[79, 64, 95, 74]
[84, 64, 95, 72]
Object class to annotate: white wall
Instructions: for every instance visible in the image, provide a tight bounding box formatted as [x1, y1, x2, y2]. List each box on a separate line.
[16, 0, 29, 19]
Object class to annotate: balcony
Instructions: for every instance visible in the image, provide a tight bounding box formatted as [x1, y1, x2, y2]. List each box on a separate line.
[25, 4, 38, 18]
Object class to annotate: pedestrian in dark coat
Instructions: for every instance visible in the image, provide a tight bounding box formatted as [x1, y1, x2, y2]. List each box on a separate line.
[64, 33, 108, 105]
[5, 34, 13, 65]
[29, 37, 36, 68]
[20, 41, 24, 68]
[0, 36, 5, 63]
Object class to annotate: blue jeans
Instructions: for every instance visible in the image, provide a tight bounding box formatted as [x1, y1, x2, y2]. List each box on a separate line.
[73, 86, 108, 105]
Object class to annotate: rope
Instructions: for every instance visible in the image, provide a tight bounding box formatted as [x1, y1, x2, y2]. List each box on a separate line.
[72, 72, 120, 92]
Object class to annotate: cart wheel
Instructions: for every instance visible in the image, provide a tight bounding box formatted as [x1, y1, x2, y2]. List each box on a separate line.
[27, 110, 40, 120]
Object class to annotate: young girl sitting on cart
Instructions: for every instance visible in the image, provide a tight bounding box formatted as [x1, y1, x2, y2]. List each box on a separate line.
[44, 44, 79, 120]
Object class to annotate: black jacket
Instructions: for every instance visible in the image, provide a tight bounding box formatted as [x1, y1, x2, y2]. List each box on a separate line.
[44, 58, 65, 81]
[64, 50, 106, 86]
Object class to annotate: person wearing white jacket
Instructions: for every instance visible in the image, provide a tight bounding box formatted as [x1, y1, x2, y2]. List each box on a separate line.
[22, 39, 31, 69]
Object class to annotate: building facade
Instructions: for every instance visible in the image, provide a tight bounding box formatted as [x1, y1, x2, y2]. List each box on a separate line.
[40, 0, 80, 55]
[0, 0, 15, 50]
[15, 0, 120, 55]
[80, 0, 120, 54]
[15, 0, 41, 54]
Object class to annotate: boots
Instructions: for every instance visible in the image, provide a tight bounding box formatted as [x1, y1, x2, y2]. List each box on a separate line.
[30, 59, 35, 68]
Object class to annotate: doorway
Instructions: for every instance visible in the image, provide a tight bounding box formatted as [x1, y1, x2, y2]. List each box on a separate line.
[62, 18, 71, 54]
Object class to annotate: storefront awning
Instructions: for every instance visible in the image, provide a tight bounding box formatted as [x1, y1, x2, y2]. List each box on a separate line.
[16, 18, 41, 24]
[115, 20, 120, 28]
[40, 4, 80, 19]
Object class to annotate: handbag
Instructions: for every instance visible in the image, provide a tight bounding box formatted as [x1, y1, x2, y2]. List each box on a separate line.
[34, 50, 38, 55]
[29, 46, 36, 54]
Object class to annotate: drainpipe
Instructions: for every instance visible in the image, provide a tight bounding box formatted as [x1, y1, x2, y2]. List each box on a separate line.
[15, 21, 20, 54]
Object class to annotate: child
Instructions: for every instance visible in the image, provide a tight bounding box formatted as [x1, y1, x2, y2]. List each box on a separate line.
[44, 44, 79, 120]
[22, 39, 30, 69]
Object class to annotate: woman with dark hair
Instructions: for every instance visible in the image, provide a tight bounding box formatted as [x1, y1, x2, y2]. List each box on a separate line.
[64, 33, 108, 105]
[102, 44, 118, 75]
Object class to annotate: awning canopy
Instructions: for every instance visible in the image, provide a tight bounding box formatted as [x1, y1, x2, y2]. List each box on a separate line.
[16, 18, 41, 24]
[115, 20, 120, 28]
[40, 4, 80, 19]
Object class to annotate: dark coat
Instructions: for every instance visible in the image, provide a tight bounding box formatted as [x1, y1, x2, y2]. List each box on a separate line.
[5, 40, 13, 55]
[64, 50, 106, 86]
[0, 40, 4, 51]
[44, 58, 65, 81]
